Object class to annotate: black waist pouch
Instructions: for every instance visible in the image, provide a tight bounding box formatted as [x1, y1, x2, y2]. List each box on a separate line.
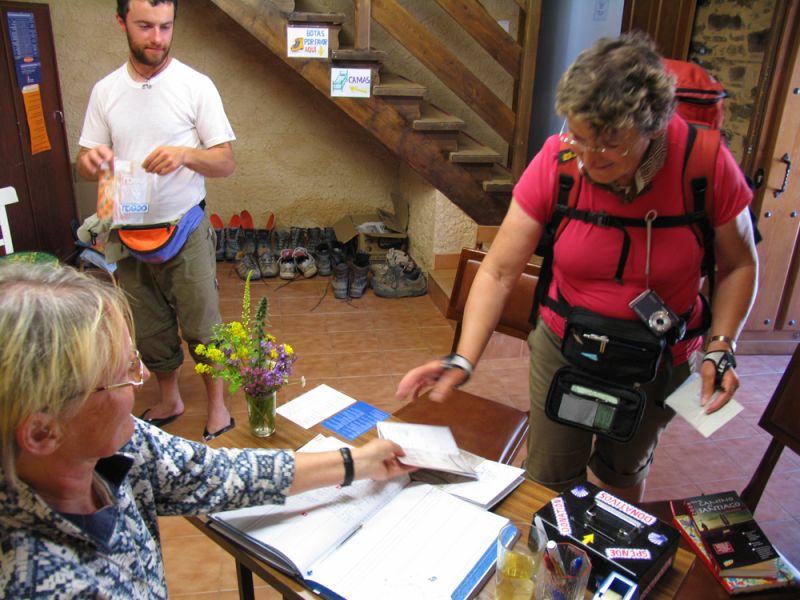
[561, 307, 666, 385]
[545, 367, 646, 442]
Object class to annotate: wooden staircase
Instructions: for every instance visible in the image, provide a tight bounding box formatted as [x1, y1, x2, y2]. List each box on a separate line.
[210, 0, 541, 226]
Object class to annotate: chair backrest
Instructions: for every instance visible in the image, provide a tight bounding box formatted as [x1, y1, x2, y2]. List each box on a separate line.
[0, 187, 19, 256]
[446, 247, 540, 350]
[741, 344, 800, 512]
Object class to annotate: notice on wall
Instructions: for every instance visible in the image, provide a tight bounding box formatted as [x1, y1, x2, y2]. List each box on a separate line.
[7, 11, 42, 87]
[287, 26, 329, 58]
[22, 85, 51, 155]
[330, 68, 371, 98]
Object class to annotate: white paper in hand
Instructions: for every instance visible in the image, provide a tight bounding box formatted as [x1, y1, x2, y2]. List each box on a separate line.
[665, 372, 744, 437]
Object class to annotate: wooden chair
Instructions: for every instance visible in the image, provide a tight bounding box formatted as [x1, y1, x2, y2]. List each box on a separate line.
[395, 248, 540, 464]
[740, 343, 800, 512]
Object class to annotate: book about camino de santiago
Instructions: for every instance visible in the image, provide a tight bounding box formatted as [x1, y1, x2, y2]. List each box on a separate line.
[682, 490, 780, 578]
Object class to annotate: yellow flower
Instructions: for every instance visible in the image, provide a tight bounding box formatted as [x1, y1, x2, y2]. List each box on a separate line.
[284, 344, 294, 355]
[195, 363, 213, 375]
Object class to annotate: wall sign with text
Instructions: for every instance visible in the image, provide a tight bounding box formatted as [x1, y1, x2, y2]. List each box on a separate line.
[287, 26, 329, 59]
[330, 68, 371, 98]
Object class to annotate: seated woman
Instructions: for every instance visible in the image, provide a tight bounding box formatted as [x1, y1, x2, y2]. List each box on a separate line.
[0, 262, 413, 598]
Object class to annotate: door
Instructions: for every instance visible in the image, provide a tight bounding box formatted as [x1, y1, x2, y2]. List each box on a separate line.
[0, 1, 75, 259]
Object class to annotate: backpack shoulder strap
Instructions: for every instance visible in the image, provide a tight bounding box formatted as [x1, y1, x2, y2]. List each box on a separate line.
[683, 124, 720, 301]
[529, 145, 582, 327]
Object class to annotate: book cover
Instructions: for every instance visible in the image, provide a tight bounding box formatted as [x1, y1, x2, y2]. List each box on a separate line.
[683, 491, 779, 578]
[671, 513, 795, 594]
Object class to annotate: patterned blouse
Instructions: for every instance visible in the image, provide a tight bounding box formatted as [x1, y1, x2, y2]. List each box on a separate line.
[1, 420, 295, 598]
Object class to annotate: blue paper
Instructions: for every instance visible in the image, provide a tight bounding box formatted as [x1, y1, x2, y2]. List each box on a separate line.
[322, 401, 389, 440]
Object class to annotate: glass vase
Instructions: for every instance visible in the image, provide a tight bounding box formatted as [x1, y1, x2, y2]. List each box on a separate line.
[245, 390, 277, 437]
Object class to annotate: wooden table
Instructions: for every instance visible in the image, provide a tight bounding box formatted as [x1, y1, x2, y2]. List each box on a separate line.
[187, 413, 695, 599]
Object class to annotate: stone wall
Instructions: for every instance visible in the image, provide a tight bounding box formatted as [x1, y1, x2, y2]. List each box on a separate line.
[689, 0, 774, 162]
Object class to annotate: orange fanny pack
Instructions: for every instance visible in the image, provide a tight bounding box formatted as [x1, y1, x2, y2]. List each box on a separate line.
[117, 204, 204, 263]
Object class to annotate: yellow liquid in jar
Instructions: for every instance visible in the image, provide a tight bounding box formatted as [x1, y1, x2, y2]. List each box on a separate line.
[496, 550, 538, 600]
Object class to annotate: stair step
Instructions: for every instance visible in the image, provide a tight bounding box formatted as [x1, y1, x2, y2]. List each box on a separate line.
[332, 48, 388, 63]
[482, 164, 514, 192]
[288, 12, 345, 25]
[449, 135, 501, 165]
[373, 73, 425, 98]
[413, 104, 466, 132]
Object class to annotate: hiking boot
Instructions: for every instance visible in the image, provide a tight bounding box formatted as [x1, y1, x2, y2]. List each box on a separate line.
[234, 250, 261, 281]
[330, 240, 347, 267]
[256, 228, 272, 255]
[348, 251, 370, 298]
[210, 213, 225, 261]
[372, 248, 414, 277]
[274, 229, 290, 253]
[315, 242, 332, 276]
[257, 249, 278, 278]
[307, 227, 322, 252]
[293, 247, 317, 278]
[239, 210, 256, 255]
[372, 265, 428, 298]
[224, 214, 241, 261]
[289, 227, 305, 250]
[331, 261, 349, 299]
[279, 248, 297, 280]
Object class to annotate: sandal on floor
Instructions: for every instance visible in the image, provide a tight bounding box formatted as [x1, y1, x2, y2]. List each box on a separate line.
[203, 418, 236, 442]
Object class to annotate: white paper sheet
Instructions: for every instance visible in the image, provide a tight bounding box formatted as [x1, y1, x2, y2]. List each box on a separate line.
[376, 422, 477, 477]
[665, 372, 744, 437]
[276, 384, 356, 428]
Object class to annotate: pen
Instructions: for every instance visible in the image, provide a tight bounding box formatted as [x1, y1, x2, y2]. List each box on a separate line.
[533, 514, 548, 552]
[569, 555, 583, 576]
[546, 540, 565, 577]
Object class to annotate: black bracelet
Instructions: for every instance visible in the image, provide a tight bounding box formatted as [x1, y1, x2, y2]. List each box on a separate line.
[339, 447, 354, 487]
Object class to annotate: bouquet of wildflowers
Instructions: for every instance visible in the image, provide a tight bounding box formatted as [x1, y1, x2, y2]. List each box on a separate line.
[195, 272, 301, 398]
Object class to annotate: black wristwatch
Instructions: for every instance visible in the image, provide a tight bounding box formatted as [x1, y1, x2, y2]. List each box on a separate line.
[441, 353, 474, 387]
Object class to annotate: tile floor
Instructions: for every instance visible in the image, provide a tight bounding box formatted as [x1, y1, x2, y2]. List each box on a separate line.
[131, 262, 800, 598]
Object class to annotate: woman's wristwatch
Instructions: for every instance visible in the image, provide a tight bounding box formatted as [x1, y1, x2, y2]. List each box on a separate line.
[440, 353, 474, 387]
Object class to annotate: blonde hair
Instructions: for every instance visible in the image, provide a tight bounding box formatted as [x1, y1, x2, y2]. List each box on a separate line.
[0, 263, 133, 485]
[555, 32, 675, 138]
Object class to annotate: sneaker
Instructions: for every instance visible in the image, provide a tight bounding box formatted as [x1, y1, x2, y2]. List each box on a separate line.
[210, 213, 224, 261]
[316, 242, 332, 276]
[224, 214, 241, 261]
[279, 248, 297, 280]
[331, 261, 349, 299]
[257, 249, 278, 278]
[348, 251, 370, 298]
[323, 227, 337, 243]
[372, 265, 428, 298]
[307, 227, 322, 252]
[293, 247, 317, 278]
[234, 250, 261, 281]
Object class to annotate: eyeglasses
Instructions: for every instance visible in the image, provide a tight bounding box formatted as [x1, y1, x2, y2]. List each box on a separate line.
[95, 350, 145, 392]
[558, 121, 631, 158]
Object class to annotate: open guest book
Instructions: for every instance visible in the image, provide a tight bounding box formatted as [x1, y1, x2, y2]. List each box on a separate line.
[209, 435, 509, 600]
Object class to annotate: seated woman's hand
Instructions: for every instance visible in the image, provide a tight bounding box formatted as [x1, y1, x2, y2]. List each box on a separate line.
[352, 439, 417, 481]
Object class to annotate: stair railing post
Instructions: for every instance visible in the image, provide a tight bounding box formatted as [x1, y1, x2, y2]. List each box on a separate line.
[354, 0, 371, 50]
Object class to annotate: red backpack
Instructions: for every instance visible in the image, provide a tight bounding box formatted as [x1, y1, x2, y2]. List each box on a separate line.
[663, 58, 728, 130]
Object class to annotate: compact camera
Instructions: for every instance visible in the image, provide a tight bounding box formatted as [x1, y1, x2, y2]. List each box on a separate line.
[629, 289, 682, 338]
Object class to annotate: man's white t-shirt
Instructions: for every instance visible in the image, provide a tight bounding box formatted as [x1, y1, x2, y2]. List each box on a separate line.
[79, 58, 235, 223]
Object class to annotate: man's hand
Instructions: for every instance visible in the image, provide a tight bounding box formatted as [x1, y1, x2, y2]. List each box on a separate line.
[142, 146, 185, 175]
[76, 145, 114, 180]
